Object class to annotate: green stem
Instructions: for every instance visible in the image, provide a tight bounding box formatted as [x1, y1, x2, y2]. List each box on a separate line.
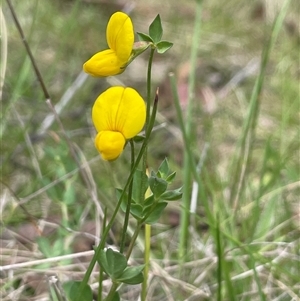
[76, 90, 158, 301]
[104, 282, 119, 301]
[97, 208, 107, 301]
[141, 47, 156, 203]
[140, 46, 155, 301]
[100, 223, 143, 301]
[120, 140, 135, 254]
[216, 215, 222, 301]
[126, 222, 143, 260]
[178, 0, 203, 261]
[146, 48, 156, 128]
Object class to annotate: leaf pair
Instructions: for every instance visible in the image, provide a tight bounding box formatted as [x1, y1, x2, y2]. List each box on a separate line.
[119, 159, 182, 224]
[98, 248, 144, 284]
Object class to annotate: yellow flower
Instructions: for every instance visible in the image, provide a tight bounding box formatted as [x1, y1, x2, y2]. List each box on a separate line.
[83, 12, 134, 77]
[92, 86, 146, 160]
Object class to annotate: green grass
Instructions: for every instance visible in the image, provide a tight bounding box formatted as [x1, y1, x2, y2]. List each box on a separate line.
[1, 0, 299, 300]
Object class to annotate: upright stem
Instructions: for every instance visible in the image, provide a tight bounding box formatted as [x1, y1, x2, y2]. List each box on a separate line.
[178, 0, 203, 261]
[141, 47, 156, 203]
[104, 282, 119, 301]
[141, 224, 151, 301]
[140, 49, 155, 298]
[142, 166, 152, 301]
[120, 140, 135, 253]
[126, 222, 143, 260]
[97, 208, 107, 301]
[146, 48, 156, 128]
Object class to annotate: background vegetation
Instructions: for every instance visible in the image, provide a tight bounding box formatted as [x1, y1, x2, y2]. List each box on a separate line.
[1, 0, 299, 300]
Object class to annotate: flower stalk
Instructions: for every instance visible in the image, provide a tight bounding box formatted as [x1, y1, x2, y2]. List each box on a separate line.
[77, 11, 174, 301]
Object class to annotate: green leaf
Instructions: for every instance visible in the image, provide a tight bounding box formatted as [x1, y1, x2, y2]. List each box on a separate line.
[41, 178, 59, 202]
[63, 281, 93, 301]
[133, 169, 148, 203]
[98, 248, 127, 279]
[149, 14, 163, 43]
[149, 173, 168, 198]
[156, 41, 173, 54]
[137, 32, 153, 43]
[145, 202, 167, 224]
[160, 187, 183, 201]
[117, 265, 145, 284]
[157, 158, 169, 179]
[36, 237, 52, 258]
[130, 203, 143, 220]
[253, 195, 278, 240]
[144, 194, 155, 208]
[63, 181, 76, 205]
[166, 171, 176, 183]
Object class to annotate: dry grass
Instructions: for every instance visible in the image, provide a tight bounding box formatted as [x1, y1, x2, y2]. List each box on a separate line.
[1, 0, 299, 300]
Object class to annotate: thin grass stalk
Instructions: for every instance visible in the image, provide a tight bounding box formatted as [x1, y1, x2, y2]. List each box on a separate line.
[169, 75, 214, 226]
[230, 0, 291, 209]
[216, 215, 222, 301]
[6, 0, 102, 225]
[250, 256, 267, 301]
[178, 0, 203, 261]
[0, 7, 7, 101]
[215, 213, 237, 300]
[6, 0, 50, 99]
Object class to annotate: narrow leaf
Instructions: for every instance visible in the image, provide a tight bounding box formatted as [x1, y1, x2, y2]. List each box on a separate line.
[137, 32, 153, 43]
[160, 187, 183, 201]
[157, 158, 169, 178]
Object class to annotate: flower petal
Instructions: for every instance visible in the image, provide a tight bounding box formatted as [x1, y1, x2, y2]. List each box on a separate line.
[83, 49, 124, 77]
[95, 131, 125, 161]
[106, 12, 134, 63]
[92, 86, 146, 139]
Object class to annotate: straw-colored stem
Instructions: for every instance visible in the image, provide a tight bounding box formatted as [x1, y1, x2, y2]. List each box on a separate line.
[141, 224, 151, 301]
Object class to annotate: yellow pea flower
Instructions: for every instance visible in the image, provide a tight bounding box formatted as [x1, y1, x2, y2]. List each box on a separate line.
[92, 86, 146, 160]
[83, 12, 134, 77]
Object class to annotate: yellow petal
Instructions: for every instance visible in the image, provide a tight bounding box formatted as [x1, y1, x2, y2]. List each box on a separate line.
[106, 12, 134, 63]
[83, 49, 125, 77]
[95, 131, 125, 161]
[92, 86, 146, 139]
